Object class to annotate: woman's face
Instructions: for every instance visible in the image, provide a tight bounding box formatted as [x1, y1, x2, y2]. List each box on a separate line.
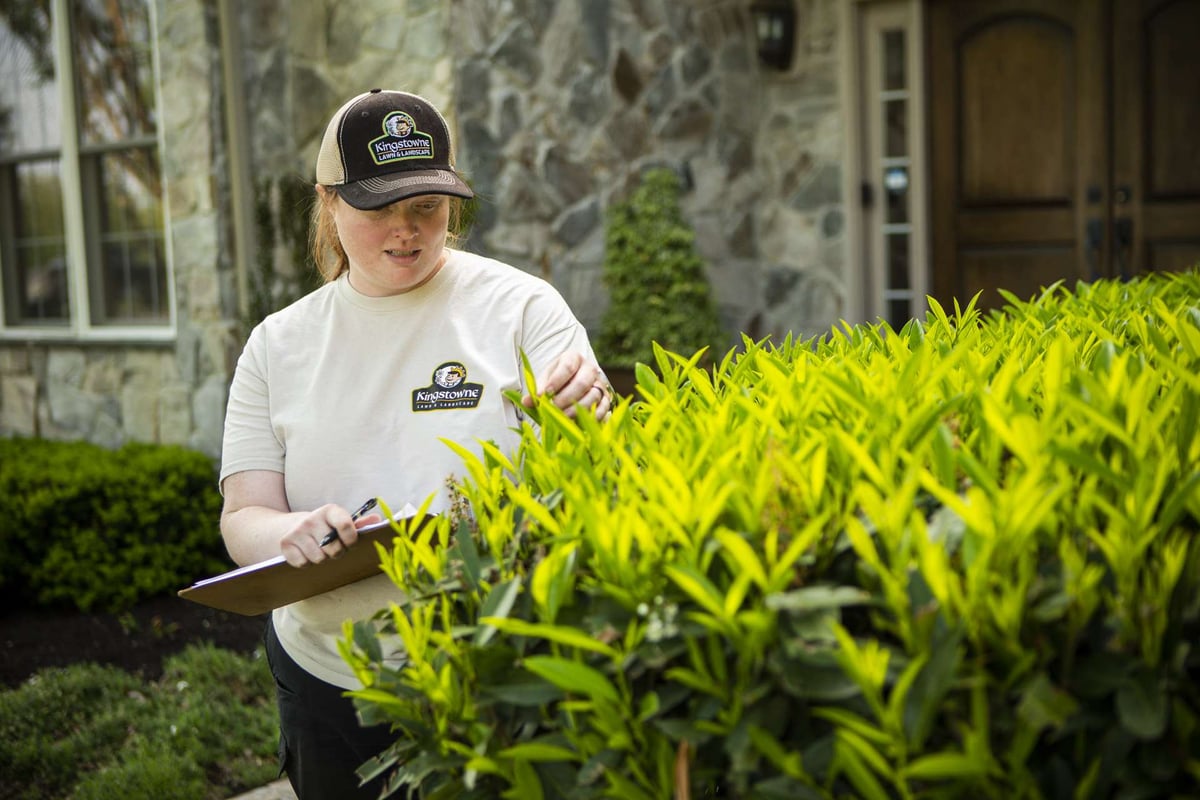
[328, 191, 451, 296]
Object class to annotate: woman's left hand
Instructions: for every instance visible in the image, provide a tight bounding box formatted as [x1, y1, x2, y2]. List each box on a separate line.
[523, 351, 612, 420]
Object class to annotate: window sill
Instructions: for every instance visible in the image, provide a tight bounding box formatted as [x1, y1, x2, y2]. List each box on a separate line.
[0, 326, 176, 346]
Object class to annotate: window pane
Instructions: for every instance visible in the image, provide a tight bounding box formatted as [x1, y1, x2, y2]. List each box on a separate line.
[3, 159, 69, 322]
[0, 1, 60, 154]
[887, 297, 910, 329]
[888, 232, 910, 291]
[883, 30, 905, 91]
[71, 0, 156, 144]
[91, 147, 166, 322]
[885, 99, 907, 157]
[884, 166, 909, 224]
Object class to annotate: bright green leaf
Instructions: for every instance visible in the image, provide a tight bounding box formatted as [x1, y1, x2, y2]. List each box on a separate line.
[523, 656, 620, 703]
[480, 616, 619, 659]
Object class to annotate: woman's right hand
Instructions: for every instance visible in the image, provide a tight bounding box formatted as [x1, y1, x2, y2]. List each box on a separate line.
[220, 471, 376, 567]
[277, 504, 381, 567]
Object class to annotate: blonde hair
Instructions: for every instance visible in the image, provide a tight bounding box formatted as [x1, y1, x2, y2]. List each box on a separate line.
[310, 188, 467, 283]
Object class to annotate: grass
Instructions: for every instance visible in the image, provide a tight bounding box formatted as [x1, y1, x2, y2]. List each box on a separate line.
[0, 644, 279, 800]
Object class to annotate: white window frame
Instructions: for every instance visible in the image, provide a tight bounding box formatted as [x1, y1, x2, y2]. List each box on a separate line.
[0, 0, 175, 343]
[840, 0, 930, 328]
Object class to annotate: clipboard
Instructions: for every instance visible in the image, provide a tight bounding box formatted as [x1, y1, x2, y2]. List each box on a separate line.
[178, 513, 436, 616]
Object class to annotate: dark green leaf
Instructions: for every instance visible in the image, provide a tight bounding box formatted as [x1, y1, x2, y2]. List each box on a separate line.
[1116, 670, 1168, 740]
[776, 658, 860, 701]
[577, 748, 624, 787]
[349, 618, 385, 664]
[1016, 672, 1079, 733]
[903, 629, 962, 748]
[1070, 651, 1134, 698]
[450, 517, 483, 592]
[476, 578, 522, 646]
[749, 776, 826, 800]
[651, 718, 713, 746]
[355, 740, 410, 783]
[480, 670, 564, 706]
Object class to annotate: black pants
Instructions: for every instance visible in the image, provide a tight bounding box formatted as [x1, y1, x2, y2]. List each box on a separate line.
[264, 619, 397, 800]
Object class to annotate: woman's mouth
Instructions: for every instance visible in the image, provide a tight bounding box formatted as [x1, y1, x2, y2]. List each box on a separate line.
[386, 248, 419, 259]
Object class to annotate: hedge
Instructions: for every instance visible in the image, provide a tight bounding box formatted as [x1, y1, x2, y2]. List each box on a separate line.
[340, 271, 1200, 798]
[0, 438, 226, 612]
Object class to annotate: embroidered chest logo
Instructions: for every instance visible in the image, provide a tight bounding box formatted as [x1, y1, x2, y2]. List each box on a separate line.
[412, 361, 484, 411]
[369, 111, 434, 166]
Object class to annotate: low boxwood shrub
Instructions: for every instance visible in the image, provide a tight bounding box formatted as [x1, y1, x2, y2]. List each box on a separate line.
[0, 438, 226, 612]
[341, 271, 1200, 798]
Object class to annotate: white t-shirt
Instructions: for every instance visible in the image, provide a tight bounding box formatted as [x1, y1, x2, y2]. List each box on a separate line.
[220, 249, 597, 687]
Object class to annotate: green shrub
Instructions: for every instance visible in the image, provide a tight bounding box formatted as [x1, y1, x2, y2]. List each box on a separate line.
[0, 438, 226, 612]
[341, 271, 1200, 798]
[0, 644, 277, 800]
[595, 167, 726, 369]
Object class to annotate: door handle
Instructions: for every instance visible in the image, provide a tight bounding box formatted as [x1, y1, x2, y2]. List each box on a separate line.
[1085, 217, 1104, 281]
[1114, 217, 1133, 280]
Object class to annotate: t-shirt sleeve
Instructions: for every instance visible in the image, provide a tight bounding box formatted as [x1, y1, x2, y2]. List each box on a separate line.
[517, 284, 601, 392]
[219, 323, 286, 487]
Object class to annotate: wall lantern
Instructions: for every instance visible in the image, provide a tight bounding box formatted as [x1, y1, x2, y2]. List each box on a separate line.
[750, 0, 796, 71]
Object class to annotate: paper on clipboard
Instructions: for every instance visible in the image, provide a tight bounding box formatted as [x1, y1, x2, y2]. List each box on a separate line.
[177, 507, 433, 616]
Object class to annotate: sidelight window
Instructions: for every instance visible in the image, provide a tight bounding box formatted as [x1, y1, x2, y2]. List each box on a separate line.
[853, 1, 929, 330]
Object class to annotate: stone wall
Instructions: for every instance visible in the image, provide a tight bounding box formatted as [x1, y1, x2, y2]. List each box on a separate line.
[157, 0, 237, 456]
[233, 0, 456, 327]
[239, 0, 847, 345]
[0, 0, 847, 453]
[445, 0, 846, 342]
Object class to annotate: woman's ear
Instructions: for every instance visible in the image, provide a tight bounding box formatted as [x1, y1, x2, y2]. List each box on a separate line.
[315, 185, 344, 221]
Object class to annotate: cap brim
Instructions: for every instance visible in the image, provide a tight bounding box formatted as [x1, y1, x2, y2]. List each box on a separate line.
[334, 169, 474, 210]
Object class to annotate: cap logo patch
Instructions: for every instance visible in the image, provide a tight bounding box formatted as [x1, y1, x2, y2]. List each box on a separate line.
[369, 111, 434, 166]
[412, 361, 483, 411]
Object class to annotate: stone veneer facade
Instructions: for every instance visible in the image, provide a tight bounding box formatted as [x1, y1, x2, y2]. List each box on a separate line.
[0, 0, 845, 455]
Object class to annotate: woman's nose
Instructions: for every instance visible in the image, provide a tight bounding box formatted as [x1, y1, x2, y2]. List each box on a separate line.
[386, 209, 417, 233]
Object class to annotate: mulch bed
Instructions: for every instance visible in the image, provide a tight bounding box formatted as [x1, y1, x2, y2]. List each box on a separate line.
[0, 593, 268, 689]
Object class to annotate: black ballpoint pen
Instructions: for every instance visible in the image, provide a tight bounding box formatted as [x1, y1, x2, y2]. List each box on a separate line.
[319, 497, 378, 547]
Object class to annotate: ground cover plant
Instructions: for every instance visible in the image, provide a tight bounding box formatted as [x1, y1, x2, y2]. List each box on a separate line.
[341, 271, 1200, 798]
[0, 643, 278, 800]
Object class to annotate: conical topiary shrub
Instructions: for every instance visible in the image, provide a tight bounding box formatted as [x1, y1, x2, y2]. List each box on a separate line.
[596, 168, 726, 372]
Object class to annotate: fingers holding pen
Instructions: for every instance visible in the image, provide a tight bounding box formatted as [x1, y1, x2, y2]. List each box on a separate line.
[280, 504, 358, 567]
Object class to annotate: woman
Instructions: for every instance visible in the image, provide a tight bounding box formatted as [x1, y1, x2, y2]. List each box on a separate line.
[218, 88, 610, 798]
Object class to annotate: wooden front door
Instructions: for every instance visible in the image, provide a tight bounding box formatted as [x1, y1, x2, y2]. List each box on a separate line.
[927, 0, 1200, 308]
